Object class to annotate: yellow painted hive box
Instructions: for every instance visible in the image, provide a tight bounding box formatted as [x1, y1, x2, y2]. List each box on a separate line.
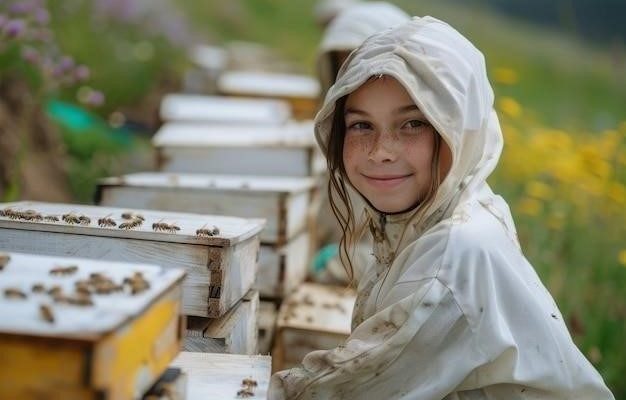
[0, 251, 186, 400]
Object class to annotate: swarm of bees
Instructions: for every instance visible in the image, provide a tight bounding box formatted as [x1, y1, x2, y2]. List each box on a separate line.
[0, 252, 10, 271]
[1, 207, 43, 222]
[236, 378, 258, 398]
[196, 224, 220, 237]
[152, 220, 181, 234]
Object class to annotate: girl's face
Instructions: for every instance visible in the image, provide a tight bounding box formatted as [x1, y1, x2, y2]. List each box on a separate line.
[342, 76, 452, 213]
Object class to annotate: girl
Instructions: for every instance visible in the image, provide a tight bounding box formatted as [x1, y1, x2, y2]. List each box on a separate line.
[313, 2, 410, 284]
[269, 16, 615, 400]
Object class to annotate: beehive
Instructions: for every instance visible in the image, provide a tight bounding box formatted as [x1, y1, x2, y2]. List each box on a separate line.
[159, 93, 291, 125]
[96, 172, 317, 245]
[272, 283, 356, 371]
[217, 71, 320, 120]
[0, 201, 264, 318]
[185, 289, 259, 355]
[170, 352, 271, 400]
[152, 121, 325, 177]
[0, 251, 186, 400]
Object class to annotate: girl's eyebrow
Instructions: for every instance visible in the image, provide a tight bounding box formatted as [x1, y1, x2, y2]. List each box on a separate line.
[395, 104, 421, 114]
[344, 105, 422, 118]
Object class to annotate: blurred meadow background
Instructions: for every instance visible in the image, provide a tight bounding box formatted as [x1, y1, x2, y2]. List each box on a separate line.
[1, 0, 625, 396]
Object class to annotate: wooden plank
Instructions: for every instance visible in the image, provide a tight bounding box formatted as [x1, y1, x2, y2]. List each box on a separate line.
[159, 94, 291, 125]
[216, 71, 320, 120]
[272, 283, 356, 371]
[97, 173, 317, 245]
[170, 352, 271, 399]
[0, 251, 185, 400]
[256, 232, 310, 299]
[217, 71, 320, 99]
[257, 301, 277, 355]
[185, 290, 259, 355]
[0, 202, 263, 318]
[152, 121, 316, 148]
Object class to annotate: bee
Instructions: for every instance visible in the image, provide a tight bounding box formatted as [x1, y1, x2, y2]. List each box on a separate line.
[0, 252, 10, 270]
[119, 217, 143, 230]
[196, 224, 220, 237]
[47, 285, 63, 297]
[302, 294, 314, 306]
[50, 265, 79, 276]
[62, 212, 81, 224]
[242, 378, 258, 388]
[75, 281, 91, 295]
[306, 315, 314, 323]
[78, 215, 91, 225]
[67, 294, 93, 307]
[40, 304, 55, 323]
[32, 283, 46, 293]
[43, 215, 60, 222]
[89, 272, 107, 281]
[124, 272, 150, 295]
[4, 288, 27, 299]
[152, 220, 181, 234]
[98, 214, 117, 227]
[121, 212, 145, 222]
[236, 389, 254, 398]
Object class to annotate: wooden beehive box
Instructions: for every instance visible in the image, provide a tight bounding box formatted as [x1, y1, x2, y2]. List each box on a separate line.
[0, 251, 186, 400]
[257, 301, 278, 355]
[185, 289, 259, 355]
[159, 93, 291, 125]
[0, 201, 264, 318]
[256, 232, 310, 299]
[170, 352, 271, 399]
[272, 283, 356, 371]
[217, 71, 320, 120]
[152, 121, 325, 177]
[96, 172, 318, 246]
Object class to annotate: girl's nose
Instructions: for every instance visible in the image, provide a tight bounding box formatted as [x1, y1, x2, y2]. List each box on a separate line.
[367, 131, 398, 163]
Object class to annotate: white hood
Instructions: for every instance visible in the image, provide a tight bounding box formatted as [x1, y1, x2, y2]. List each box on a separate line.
[316, 16, 503, 238]
[270, 17, 614, 400]
[317, 2, 410, 95]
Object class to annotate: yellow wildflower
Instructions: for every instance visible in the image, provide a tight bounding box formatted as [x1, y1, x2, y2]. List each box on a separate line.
[498, 97, 522, 119]
[618, 250, 626, 267]
[493, 67, 519, 85]
[526, 181, 553, 200]
[518, 197, 542, 217]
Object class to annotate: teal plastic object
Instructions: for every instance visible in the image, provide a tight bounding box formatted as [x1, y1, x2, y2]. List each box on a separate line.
[312, 243, 339, 273]
[45, 99, 131, 144]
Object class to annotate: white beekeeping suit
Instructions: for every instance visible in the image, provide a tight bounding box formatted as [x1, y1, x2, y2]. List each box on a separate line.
[270, 17, 615, 400]
[317, 2, 410, 96]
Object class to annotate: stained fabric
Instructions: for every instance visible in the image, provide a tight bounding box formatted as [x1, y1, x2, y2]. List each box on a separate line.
[269, 16, 615, 400]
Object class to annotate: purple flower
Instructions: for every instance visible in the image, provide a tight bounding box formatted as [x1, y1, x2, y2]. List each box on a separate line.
[74, 65, 90, 81]
[9, 1, 36, 15]
[86, 90, 105, 106]
[0, 14, 8, 28]
[34, 7, 49, 24]
[58, 55, 75, 72]
[21, 46, 39, 64]
[2, 19, 26, 38]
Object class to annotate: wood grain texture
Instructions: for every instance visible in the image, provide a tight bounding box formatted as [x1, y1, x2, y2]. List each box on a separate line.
[170, 352, 271, 399]
[97, 172, 316, 244]
[160, 93, 291, 125]
[255, 232, 310, 299]
[185, 289, 259, 355]
[0, 204, 262, 317]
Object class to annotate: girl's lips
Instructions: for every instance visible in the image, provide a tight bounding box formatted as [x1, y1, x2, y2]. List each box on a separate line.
[362, 173, 412, 189]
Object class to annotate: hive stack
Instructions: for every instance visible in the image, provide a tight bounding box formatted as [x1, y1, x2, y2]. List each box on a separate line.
[0, 201, 264, 356]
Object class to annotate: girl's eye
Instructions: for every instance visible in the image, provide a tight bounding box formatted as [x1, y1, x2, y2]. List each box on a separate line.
[403, 119, 429, 130]
[347, 121, 373, 131]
